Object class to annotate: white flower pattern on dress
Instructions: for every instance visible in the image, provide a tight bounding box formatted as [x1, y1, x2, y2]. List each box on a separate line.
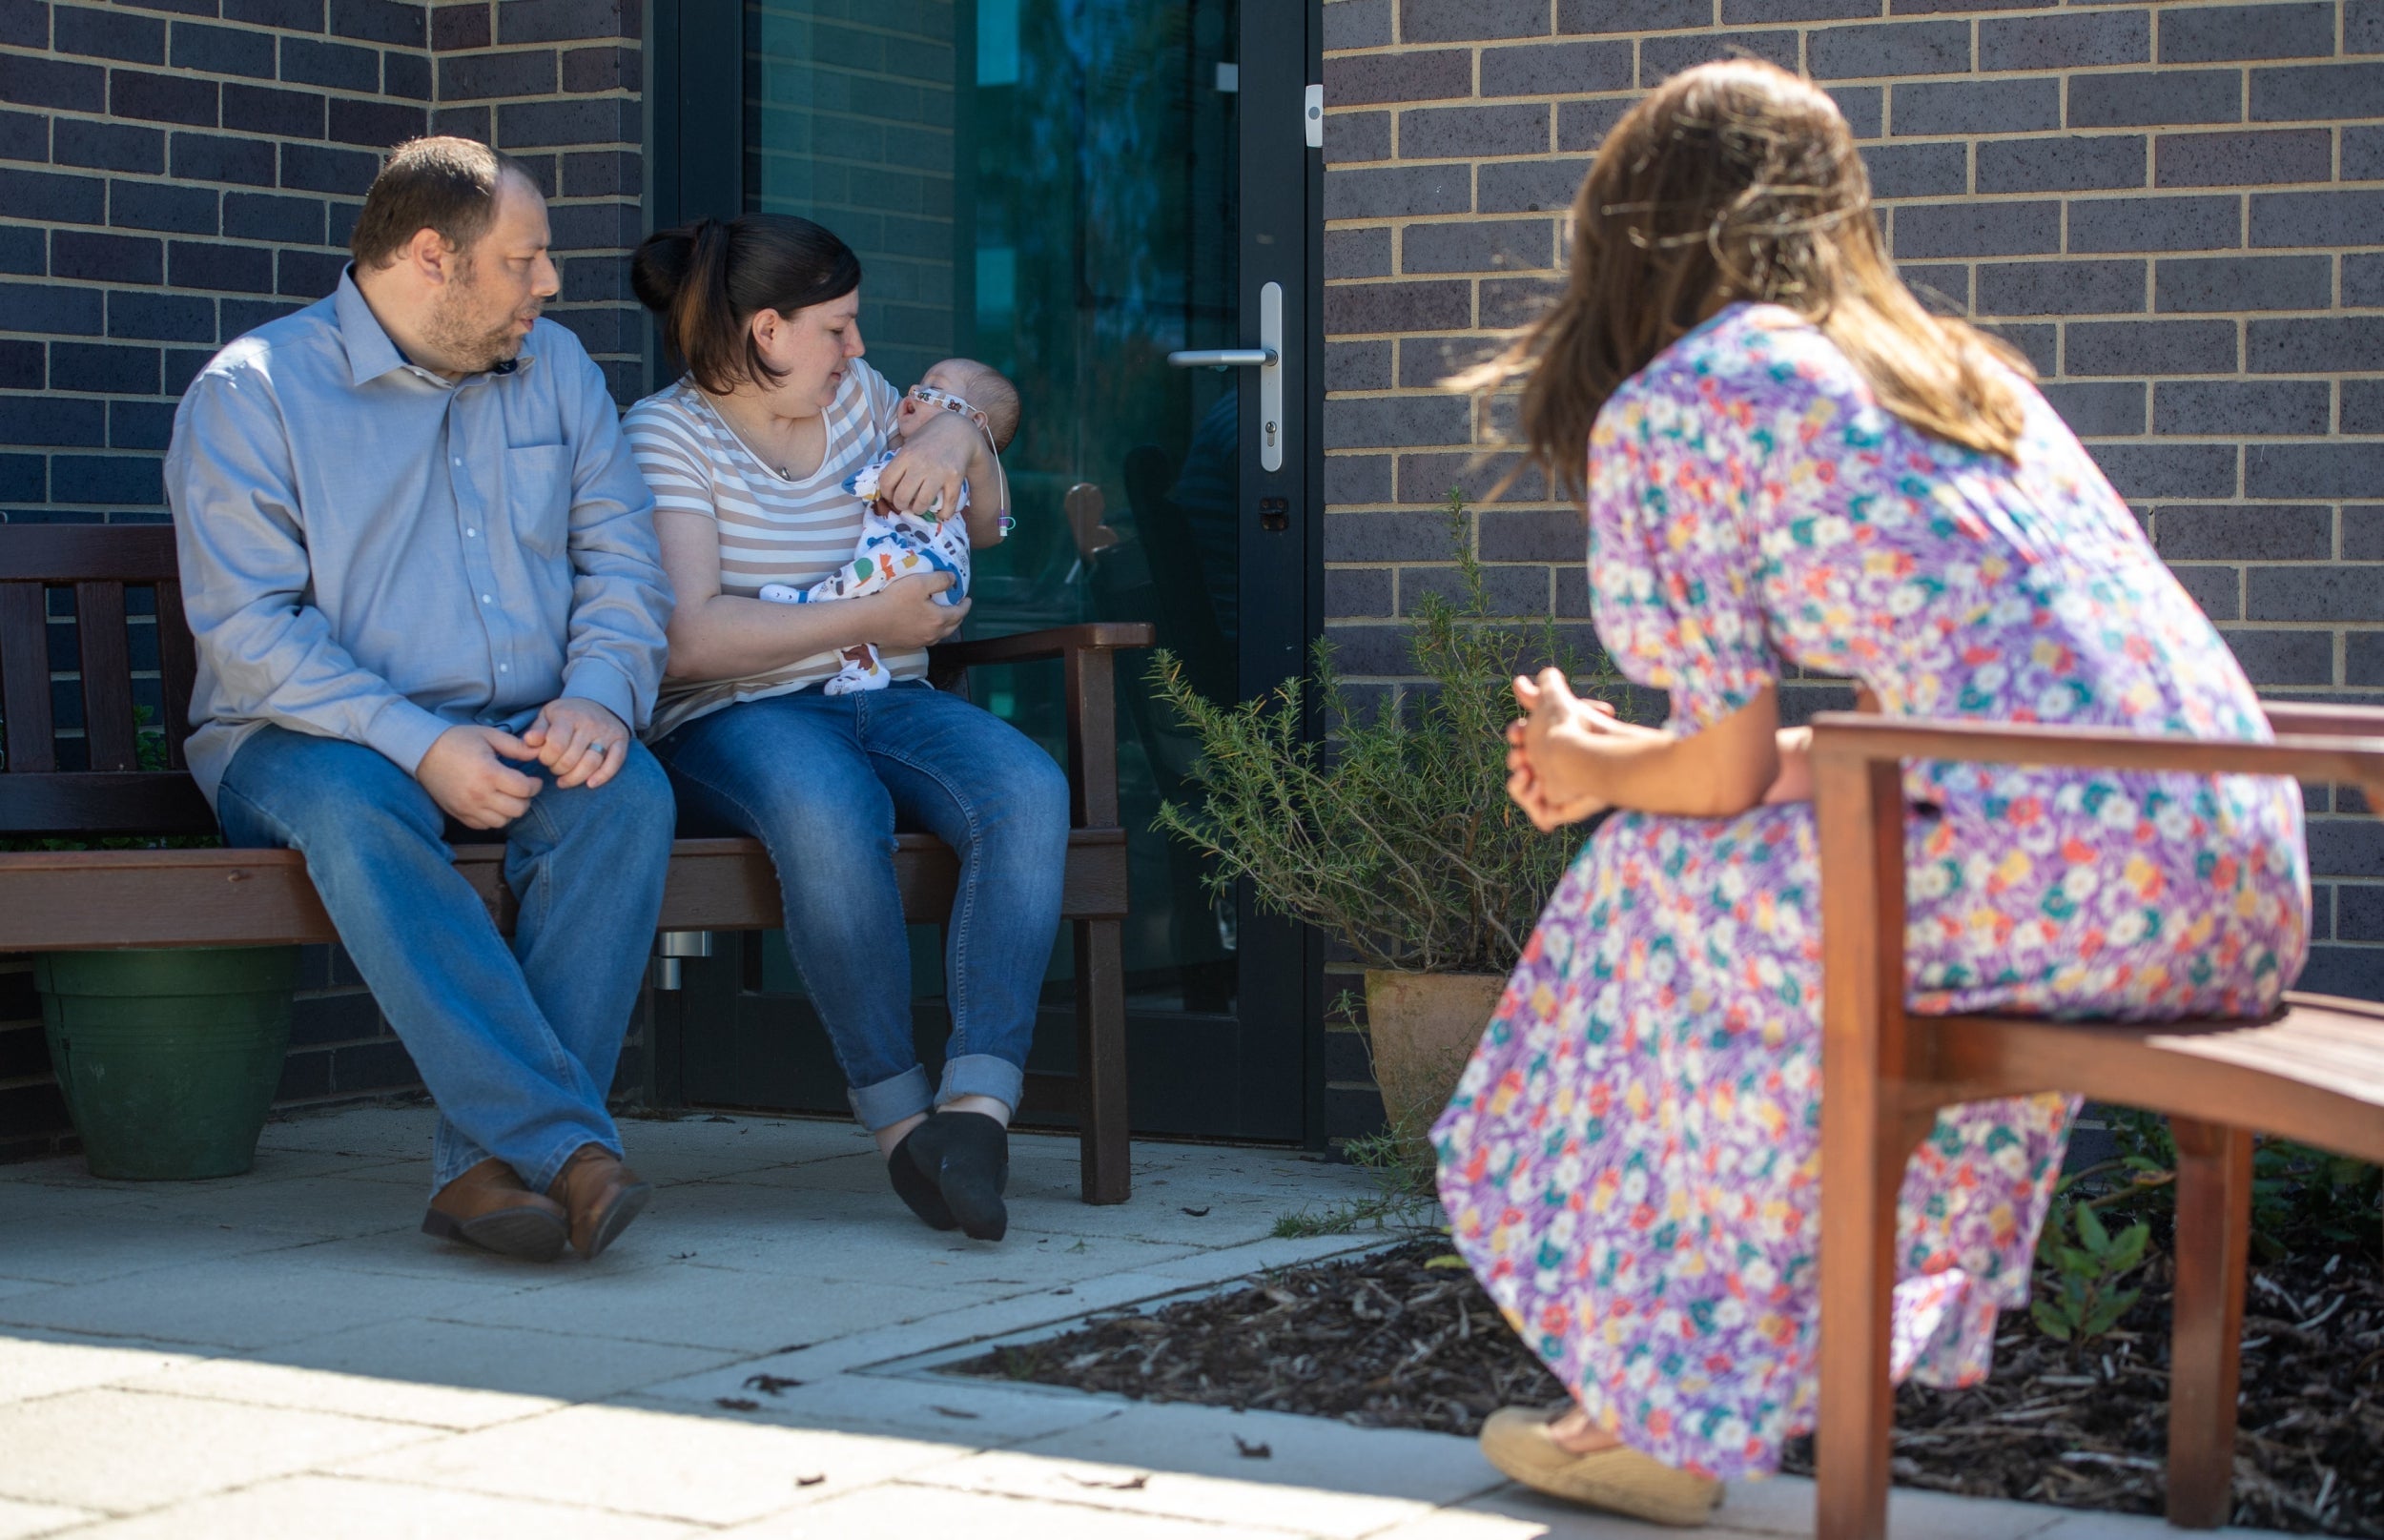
[1432, 304, 2308, 1481]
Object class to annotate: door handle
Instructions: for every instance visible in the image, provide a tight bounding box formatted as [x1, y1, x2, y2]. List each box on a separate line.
[1165, 280, 1284, 473]
[1167, 348, 1276, 368]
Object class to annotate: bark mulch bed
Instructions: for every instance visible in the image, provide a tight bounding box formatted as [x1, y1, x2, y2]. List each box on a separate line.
[947, 1234, 2383, 1536]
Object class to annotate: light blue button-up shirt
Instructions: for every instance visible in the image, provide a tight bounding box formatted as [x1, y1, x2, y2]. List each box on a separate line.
[165, 271, 672, 807]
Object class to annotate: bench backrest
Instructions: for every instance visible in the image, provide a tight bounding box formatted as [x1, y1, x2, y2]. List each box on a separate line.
[0, 524, 215, 837]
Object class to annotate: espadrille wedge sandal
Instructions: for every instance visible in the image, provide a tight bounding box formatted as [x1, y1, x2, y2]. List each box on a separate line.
[1477, 1406, 1722, 1528]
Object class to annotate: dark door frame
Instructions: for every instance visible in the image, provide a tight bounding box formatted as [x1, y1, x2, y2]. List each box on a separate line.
[639, 0, 1331, 1147]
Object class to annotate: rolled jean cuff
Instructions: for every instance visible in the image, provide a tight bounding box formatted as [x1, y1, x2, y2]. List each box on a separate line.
[847, 1064, 935, 1131]
[937, 1053, 1024, 1113]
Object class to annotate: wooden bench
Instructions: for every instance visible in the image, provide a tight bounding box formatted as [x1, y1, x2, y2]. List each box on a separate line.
[1810, 704, 2384, 1539]
[0, 524, 1153, 1203]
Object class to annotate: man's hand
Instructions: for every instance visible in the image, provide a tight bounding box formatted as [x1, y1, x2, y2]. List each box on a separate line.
[874, 411, 976, 518]
[860, 572, 969, 649]
[417, 726, 544, 830]
[522, 698, 629, 790]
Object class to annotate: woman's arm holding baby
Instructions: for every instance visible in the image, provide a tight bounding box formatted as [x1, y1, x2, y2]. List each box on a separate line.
[654, 510, 967, 683]
[875, 412, 1008, 548]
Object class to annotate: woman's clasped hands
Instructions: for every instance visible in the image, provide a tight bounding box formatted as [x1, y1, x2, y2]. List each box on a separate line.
[1504, 667, 1655, 832]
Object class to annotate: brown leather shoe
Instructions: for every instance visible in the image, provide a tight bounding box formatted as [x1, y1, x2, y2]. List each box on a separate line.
[421, 1158, 568, 1263]
[546, 1144, 652, 1261]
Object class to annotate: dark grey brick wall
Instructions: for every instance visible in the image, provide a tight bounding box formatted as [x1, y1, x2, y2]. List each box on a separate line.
[0, 0, 645, 1152]
[0, 0, 644, 538]
[1325, 0, 2384, 1000]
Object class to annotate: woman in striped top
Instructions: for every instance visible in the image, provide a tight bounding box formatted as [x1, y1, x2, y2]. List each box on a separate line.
[625, 214, 1068, 1242]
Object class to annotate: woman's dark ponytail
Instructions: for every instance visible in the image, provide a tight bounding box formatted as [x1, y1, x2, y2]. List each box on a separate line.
[630, 214, 861, 395]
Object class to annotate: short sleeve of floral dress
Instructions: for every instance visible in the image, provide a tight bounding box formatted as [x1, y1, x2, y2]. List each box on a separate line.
[1585, 376, 1779, 736]
[1429, 303, 2307, 1484]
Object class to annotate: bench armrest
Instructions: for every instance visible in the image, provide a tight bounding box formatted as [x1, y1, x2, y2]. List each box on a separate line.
[928, 622, 1155, 672]
[1807, 709, 2384, 791]
[927, 622, 1157, 828]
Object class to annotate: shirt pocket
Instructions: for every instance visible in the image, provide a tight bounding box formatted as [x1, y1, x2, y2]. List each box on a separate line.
[504, 441, 573, 559]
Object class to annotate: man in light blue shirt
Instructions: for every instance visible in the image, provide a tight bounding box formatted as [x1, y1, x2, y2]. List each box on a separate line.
[166, 137, 674, 1263]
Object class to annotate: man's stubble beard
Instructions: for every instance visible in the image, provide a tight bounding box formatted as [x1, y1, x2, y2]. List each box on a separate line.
[425, 261, 534, 374]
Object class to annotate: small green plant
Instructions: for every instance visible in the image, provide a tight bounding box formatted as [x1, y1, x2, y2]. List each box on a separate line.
[1269, 1126, 1443, 1239]
[2030, 1192, 2152, 1346]
[1150, 487, 1626, 975]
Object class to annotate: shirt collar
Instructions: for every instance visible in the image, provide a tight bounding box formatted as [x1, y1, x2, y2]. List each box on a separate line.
[334, 265, 537, 388]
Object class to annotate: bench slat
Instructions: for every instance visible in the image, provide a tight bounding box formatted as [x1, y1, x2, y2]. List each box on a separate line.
[1926, 997, 2384, 1167]
[0, 524, 179, 583]
[155, 582, 196, 771]
[73, 582, 136, 772]
[0, 829, 1130, 950]
[0, 771, 217, 835]
[0, 581, 51, 774]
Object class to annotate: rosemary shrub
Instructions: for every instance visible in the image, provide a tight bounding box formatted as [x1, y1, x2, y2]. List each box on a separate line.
[1149, 489, 1618, 975]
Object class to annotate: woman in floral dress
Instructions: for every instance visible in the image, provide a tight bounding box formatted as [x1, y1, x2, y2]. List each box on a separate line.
[1433, 60, 2308, 1526]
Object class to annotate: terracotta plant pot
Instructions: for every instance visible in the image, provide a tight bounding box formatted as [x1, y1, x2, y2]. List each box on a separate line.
[1362, 969, 1506, 1160]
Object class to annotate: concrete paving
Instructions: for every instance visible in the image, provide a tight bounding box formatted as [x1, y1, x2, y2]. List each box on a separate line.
[0, 1105, 2296, 1538]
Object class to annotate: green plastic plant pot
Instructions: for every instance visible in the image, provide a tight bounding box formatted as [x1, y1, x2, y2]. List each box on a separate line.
[35, 946, 301, 1181]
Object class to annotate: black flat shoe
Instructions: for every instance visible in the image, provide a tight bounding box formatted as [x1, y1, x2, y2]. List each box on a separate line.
[888, 1122, 958, 1231]
[905, 1110, 1009, 1242]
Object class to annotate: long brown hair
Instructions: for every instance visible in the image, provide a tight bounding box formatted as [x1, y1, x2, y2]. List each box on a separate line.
[1458, 59, 2028, 502]
[630, 214, 861, 395]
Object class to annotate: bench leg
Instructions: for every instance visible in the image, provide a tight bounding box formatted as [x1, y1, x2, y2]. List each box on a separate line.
[1074, 917, 1130, 1204]
[2167, 1118, 2251, 1530]
[1816, 1101, 1913, 1540]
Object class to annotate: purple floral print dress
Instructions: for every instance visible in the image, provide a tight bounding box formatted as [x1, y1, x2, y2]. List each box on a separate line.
[1432, 303, 2308, 1481]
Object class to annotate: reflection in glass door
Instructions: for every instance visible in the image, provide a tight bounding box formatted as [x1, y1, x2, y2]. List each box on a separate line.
[656, 2, 1318, 1140]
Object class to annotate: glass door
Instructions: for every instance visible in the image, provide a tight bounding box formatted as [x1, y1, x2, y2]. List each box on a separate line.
[648, 1, 1322, 1141]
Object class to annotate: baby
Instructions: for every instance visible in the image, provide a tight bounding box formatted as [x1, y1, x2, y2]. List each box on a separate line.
[759, 359, 1019, 694]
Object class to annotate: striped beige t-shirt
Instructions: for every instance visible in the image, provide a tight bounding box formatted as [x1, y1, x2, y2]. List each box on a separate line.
[625, 360, 926, 739]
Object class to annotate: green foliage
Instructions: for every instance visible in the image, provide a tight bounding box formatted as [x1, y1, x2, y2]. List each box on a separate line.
[2028, 1106, 2379, 1351]
[1150, 487, 1621, 975]
[2030, 1192, 2152, 1346]
[1269, 1127, 1441, 1240]
[2251, 1138, 2384, 1263]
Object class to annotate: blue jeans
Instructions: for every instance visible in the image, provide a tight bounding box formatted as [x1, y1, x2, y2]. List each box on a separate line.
[216, 726, 675, 1193]
[650, 681, 1070, 1129]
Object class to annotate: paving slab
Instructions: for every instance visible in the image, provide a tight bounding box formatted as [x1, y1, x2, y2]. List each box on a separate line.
[724, 1481, 1290, 1538]
[0, 1214, 331, 1287]
[57, 1475, 700, 1539]
[0, 1497, 99, 1540]
[115, 1317, 738, 1430]
[915, 1400, 1509, 1537]
[0, 1181, 140, 1225]
[5, 1147, 376, 1189]
[0, 1249, 535, 1351]
[0, 1386, 432, 1512]
[430, 1254, 961, 1352]
[621, 1365, 1122, 1448]
[1699, 1473, 2066, 1539]
[251, 1107, 443, 1160]
[0, 1330, 202, 1406]
[92, 1174, 430, 1238]
[335, 1400, 964, 1527]
[0, 1105, 2312, 1540]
